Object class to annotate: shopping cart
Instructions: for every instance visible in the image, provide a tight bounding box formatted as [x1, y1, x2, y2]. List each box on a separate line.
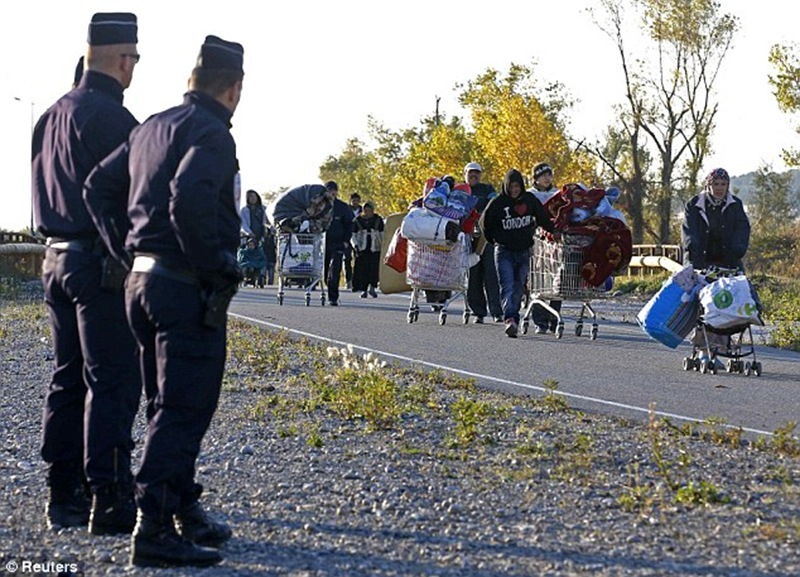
[521, 236, 612, 339]
[406, 235, 471, 325]
[681, 268, 763, 376]
[276, 232, 325, 306]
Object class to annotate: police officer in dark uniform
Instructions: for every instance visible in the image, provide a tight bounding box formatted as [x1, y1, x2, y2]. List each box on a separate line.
[31, 12, 142, 535]
[85, 35, 245, 568]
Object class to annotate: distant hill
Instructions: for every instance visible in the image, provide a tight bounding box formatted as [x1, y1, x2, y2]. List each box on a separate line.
[730, 169, 800, 203]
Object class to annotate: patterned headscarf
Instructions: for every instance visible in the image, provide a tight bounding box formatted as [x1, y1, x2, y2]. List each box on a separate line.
[705, 168, 730, 206]
[705, 168, 730, 188]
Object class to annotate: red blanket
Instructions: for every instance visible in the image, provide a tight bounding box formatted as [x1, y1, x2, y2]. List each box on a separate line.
[544, 184, 632, 287]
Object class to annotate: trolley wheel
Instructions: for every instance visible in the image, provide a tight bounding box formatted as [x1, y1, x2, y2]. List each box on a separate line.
[725, 359, 734, 373]
[682, 357, 693, 371]
[521, 320, 529, 335]
[708, 359, 717, 375]
[753, 361, 762, 376]
[590, 325, 598, 341]
[305, 294, 311, 307]
[407, 311, 415, 324]
[439, 312, 447, 325]
[555, 324, 564, 339]
[574, 324, 583, 337]
[700, 358, 710, 374]
[320, 294, 326, 306]
[277, 294, 284, 306]
[744, 361, 752, 377]
[463, 312, 470, 324]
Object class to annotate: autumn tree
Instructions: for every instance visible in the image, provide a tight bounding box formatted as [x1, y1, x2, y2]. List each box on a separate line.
[591, 0, 737, 244]
[457, 63, 595, 187]
[768, 42, 800, 166]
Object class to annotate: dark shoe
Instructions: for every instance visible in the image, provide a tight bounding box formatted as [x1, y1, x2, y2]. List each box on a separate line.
[504, 320, 518, 338]
[360, 291, 368, 298]
[131, 511, 222, 568]
[369, 287, 378, 298]
[89, 484, 136, 535]
[45, 487, 90, 530]
[535, 325, 548, 335]
[472, 316, 484, 324]
[493, 316, 504, 323]
[549, 321, 558, 333]
[329, 300, 339, 306]
[175, 502, 232, 548]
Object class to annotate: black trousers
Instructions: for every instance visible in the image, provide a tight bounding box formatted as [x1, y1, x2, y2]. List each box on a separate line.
[126, 272, 226, 517]
[325, 249, 344, 302]
[352, 251, 380, 291]
[40, 248, 140, 491]
[467, 244, 503, 319]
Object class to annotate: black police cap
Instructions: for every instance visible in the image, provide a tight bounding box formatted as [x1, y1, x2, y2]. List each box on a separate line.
[196, 35, 244, 72]
[87, 13, 138, 46]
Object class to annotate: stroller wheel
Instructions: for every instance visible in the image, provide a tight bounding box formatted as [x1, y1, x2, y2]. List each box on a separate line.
[753, 361, 762, 377]
[682, 357, 693, 371]
[744, 362, 752, 377]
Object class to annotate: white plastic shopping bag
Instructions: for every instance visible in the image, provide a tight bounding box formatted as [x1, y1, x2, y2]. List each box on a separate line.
[698, 275, 762, 330]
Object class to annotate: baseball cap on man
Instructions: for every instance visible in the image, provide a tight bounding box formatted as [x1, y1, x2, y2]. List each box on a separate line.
[464, 162, 482, 176]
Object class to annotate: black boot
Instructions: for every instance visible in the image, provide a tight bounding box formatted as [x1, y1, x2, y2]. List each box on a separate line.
[175, 501, 233, 548]
[130, 511, 222, 568]
[89, 484, 136, 535]
[45, 486, 90, 530]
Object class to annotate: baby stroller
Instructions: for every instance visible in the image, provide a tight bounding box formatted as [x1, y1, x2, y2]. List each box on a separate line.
[681, 268, 763, 376]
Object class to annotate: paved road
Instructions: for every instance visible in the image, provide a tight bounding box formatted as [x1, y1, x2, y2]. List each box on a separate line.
[229, 286, 799, 437]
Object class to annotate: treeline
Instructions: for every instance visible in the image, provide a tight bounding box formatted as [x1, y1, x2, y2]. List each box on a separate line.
[312, 0, 800, 277]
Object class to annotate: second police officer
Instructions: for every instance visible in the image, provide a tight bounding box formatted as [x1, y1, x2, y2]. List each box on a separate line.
[85, 35, 245, 567]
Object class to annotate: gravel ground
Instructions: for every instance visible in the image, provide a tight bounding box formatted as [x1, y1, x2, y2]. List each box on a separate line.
[1, 282, 798, 577]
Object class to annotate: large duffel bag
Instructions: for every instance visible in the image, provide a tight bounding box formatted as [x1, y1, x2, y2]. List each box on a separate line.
[637, 268, 701, 349]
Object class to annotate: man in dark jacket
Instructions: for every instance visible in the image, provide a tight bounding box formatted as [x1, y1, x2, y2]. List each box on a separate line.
[682, 168, 750, 271]
[32, 12, 141, 536]
[482, 169, 558, 338]
[85, 35, 244, 568]
[463, 162, 503, 323]
[323, 181, 354, 305]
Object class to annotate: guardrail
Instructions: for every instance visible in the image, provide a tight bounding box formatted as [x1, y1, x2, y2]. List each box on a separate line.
[0, 235, 46, 279]
[0, 240, 686, 281]
[627, 244, 682, 276]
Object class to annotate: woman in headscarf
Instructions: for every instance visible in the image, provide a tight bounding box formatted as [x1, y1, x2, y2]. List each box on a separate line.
[681, 168, 750, 271]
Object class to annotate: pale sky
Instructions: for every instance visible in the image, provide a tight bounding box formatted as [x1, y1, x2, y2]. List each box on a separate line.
[1, 0, 797, 231]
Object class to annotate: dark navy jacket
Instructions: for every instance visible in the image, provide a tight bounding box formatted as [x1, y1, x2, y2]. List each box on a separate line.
[32, 71, 138, 239]
[681, 192, 750, 270]
[325, 198, 354, 250]
[87, 91, 240, 279]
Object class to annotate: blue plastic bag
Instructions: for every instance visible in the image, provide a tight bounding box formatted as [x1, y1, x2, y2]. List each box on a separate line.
[637, 275, 700, 349]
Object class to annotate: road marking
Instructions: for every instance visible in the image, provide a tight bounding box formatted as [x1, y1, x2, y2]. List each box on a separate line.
[229, 312, 775, 438]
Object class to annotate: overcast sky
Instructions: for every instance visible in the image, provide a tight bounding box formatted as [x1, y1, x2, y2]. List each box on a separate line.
[1, 0, 797, 230]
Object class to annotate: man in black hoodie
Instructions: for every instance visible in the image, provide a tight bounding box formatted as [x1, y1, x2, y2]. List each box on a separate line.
[482, 169, 557, 338]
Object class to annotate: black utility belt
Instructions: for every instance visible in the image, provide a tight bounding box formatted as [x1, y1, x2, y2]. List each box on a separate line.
[131, 255, 200, 286]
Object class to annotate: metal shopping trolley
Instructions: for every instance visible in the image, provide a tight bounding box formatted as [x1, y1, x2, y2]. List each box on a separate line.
[276, 232, 325, 306]
[405, 235, 471, 325]
[521, 236, 612, 339]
